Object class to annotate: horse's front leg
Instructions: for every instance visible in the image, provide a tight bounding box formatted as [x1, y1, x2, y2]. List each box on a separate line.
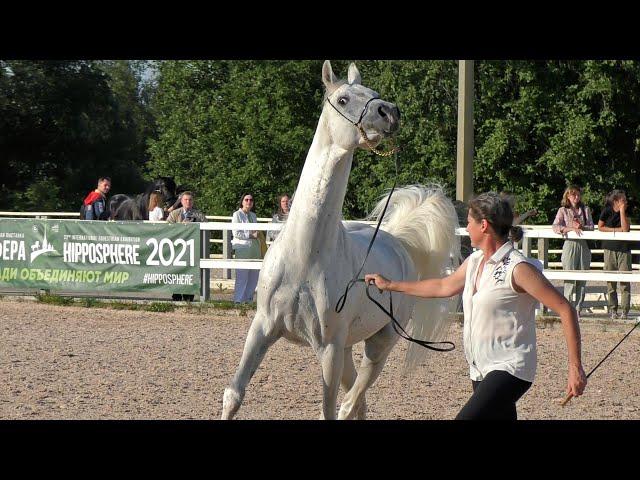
[338, 322, 398, 420]
[221, 312, 280, 419]
[317, 340, 345, 420]
[340, 346, 367, 419]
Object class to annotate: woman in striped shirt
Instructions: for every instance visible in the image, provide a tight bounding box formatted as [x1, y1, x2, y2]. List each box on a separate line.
[552, 185, 594, 317]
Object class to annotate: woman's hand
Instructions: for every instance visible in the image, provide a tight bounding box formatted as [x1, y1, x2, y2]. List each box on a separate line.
[250, 231, 258, 239]
[619, 199, 628, 213]
[566, 363, 587, 399]
[364, 273, 392, 292]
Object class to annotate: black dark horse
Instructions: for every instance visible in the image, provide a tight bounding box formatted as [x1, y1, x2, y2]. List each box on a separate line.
[110, 177, 178, 220]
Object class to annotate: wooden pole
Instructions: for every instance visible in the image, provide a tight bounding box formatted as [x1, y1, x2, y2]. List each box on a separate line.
[456, 60, 474, 203]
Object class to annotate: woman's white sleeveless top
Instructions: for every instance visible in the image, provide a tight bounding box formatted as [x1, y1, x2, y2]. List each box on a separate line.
[462, 242, 542, 382]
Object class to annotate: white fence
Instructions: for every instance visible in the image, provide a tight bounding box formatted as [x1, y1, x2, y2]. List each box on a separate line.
[2, 212, 640, 306]
[198, 222, 640, 302]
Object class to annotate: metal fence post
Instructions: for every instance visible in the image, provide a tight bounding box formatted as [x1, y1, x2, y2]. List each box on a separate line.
[222, 230, 232, 280]
[200, 229, 211, 302]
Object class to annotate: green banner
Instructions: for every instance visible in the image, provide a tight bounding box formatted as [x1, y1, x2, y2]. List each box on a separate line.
[0, 219, 200, 295]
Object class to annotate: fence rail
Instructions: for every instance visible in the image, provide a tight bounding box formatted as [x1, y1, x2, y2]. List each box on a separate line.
[197, 224, 640, 300]
[2, 213, 639, 306]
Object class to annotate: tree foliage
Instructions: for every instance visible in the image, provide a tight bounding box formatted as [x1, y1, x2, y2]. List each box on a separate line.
[0, 60, 155, 211]
[147, 60, 323, 217]
[3, 60, 639, 222]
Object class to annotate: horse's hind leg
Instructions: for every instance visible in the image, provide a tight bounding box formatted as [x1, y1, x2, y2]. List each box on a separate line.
[221, 313, 280, 419]
[338, 323, 398, 420]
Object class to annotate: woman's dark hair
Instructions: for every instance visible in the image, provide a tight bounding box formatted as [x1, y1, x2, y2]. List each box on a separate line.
[237, 193, 255, 211]
[468, 192, 523, 243]
[605, 189, 627, 207]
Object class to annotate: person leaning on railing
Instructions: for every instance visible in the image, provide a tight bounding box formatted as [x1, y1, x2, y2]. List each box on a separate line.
[166, 191, 205, 302]
[552, 185, 594, 317]
[166, 191, 207, 224]
[598, 189, 632, 319]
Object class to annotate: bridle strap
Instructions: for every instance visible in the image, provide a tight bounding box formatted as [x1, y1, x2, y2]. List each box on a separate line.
[325, 94, 400, 157]
[325, 94, 378, 127]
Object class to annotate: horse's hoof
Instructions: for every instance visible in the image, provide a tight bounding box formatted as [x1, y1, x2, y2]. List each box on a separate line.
[221, 388, 242, 420]
[338, 400, 367, 420]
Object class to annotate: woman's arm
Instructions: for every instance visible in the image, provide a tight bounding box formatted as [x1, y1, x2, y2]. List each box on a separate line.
[365, 257, 469, 298]
[552, 208, 567, 234]
[619, 202, 630, 232]
[249, 212, 258, 237]
[512, 262, 587, 398]
[598, 219, 626, 233]
[232, 211, 252, 239]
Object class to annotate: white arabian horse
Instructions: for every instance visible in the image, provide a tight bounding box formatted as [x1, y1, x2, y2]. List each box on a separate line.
[222, 61, 460, 420]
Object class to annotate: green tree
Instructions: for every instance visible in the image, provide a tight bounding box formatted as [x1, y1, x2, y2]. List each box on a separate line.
[475, 60, 640, 221]
[0, 60, 155, 211]
[147, 60, 322, 217]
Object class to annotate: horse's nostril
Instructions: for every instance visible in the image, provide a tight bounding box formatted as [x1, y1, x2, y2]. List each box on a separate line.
[378, 106, 387, 117]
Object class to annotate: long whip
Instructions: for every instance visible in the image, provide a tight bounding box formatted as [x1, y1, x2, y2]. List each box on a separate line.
[560, 319, 640, 406]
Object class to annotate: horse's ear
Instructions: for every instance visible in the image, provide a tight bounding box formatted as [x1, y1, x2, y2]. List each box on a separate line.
[347, 63, 361, 85]
[322, 60, 338, 93]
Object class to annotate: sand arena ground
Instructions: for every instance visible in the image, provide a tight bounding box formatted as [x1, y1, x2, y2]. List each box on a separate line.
[1, 298, 639, 420]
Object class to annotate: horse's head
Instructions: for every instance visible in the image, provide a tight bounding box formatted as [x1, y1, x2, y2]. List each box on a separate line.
[150, 177, 177, 199]
[321, 60, 400, 153]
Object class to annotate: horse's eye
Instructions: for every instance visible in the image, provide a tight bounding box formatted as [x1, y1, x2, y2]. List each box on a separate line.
[338, 96, 348, 105]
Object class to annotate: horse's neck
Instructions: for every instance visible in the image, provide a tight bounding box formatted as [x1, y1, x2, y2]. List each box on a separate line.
[284, 115, 354, 252]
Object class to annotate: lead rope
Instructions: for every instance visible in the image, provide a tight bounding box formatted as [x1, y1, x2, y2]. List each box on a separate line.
[332, 148, 454, 352]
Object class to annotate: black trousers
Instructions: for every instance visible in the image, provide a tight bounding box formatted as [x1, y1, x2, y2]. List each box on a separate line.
[455, 370, 532, 420]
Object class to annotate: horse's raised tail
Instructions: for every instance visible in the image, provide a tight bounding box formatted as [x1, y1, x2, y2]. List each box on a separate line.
[368, 184, 461, 372]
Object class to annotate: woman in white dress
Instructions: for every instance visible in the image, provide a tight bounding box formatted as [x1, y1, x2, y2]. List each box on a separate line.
[148, 192, 165, 221]
[232, 193, 261, 303]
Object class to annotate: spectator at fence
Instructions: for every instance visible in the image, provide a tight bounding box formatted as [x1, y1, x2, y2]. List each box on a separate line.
[166, 191, 205, 302]
[165, 185, 189, 219]
[552, 185, 594, 316]
[365, 192, 587, 420]
[267, 193, 291, 243]
[148, 192, 165, 221]
[598, 189, 632, 319]
[81, 176, 111, 220]
[166, 191, 207, 223]
[232, 193, 261, 304]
